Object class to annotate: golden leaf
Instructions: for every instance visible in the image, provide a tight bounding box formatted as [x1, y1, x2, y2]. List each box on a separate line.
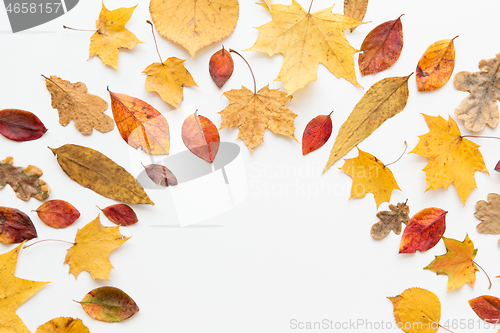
[89, 4, 142, 69]
[35, 317, 90, 333]
[343, 0, 369, 32]
[0, 156, 50, 201]
[410, 114, 488, 205]
[150, 0, 239, 58]
[340, 148, 400, 208]
[416, 37, 457, 91]
[262, 0, 272, 11]
[0, 244, 49, 333]
[64, 215, 130, 280]
[247, 0, 362, 93]
[219, 85, 296, 154]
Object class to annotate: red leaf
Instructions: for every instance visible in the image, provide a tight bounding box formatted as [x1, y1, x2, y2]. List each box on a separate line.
[142, 163, 178, 187]
[495, 160, 500, 172]
[99, 204, 138, 226]
[399, 207, 447, 253]
[209, 46, 234, 88]
[0, 207, 37, 243]
[35, 199, 80, 228]
[181, 112, 220, 163]
[302, 112, 333, 155]
[358, 15, 404, 76]
[0, 109, 47, 141]
[469, 295, 500, 323]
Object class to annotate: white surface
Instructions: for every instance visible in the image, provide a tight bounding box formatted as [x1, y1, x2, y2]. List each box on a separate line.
[1, 0, 500, 332]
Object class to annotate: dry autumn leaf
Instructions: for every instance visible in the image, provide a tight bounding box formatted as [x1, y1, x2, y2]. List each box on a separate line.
[475, 193, 500, 234]
[469, 295, 500, 324]
[142, 163, 178, 187]
[88, 4, 142, 69]
[416, 37, 457, 91]
[49, 144, 154, 205]
[399, 207, 447, 254]
[388, 287, 441, 333]
[371, 201, 409, 240]
[44, 75, 114, 135]
[454, 53, 500, 132]
[209, 46, 234, 89]
[0, 156, 50, 201]
[0, 109, 47, 141]
[182, 112, 220, 163]
[0, 244, 49, 333]
[150, 0, 238, 57]
[36, 317, 90, 333]
[410, 114, 488, 205]
[343, 0, 368, 32]
[340, 148, 400, 208]
[35, 200, 80, 229]
[64, 215, 130, 280]
[108, 89, 170, 155]
[324, 74, 411, 172]
[358, 15, 403, 76]
[0, 207, 37, 243]
[302, 111, 333, 155]
[247, 0, 363, 94]
[79, 286, 139, 322]
[98, 204, 138, 226]
[262, 0, 271, 11]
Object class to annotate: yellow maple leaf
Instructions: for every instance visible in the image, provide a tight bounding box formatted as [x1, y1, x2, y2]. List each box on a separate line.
[219, 85, 297, 154]
[340, 148, 400, 208]
[424, 235, 479, 292]
[0, 244, 49, 333]
[143, 57, 197, 109]
[410, 114, 488, 205]
[247, 0, 362, 94]
[64, 215, 130, 280]
[89, 4, 143, 70]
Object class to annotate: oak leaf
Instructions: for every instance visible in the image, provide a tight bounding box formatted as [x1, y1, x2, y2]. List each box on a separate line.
[247, 0, 363, 94]
[340, 148, 400, 208]
[371, 201, 409, 240]
[89, 4, 142, 70]
[475, 193, 500, 234]
[343, 0, 368, 32]
[324, 74, 411, 172]
[454, 53, 500, 132]
[302, 112, 333, 155]
[0, 156, 50, 201]
[0, 109, 47, 141]
[64, 215, 130, 280]
[143, 57, 197, 109]
[182, 112, 220, 163]
[219, 85, 297, 154]
[35, 200, 80, 229]
[150, 0, 238, 57]
[424, 235, 479, 292]
[45, 75, 114, 135]
[108, 89, 170, 155]
[399, 208, 447, 254]
[79, 286, 139, 322]
[0, 207, 37, 243]
[388, 287, 441, 333]
[410, 114, 488, 205]
[0, 244, 49, 333]
[35, 317, 90, 333]
[416, 37, 457, 91]
[469, 295, 500, 324]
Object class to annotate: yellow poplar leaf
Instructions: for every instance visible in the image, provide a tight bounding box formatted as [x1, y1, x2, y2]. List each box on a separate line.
[149, 0, 239, 58]
[416, 37, 457, 92]
[388, 287, 441, 333]
[340, 148, 400, 208]
[64, 215, 130, 280]
[0, 244, 49, 333]
[410, 114, 488, 205]
[36, 317, 90, 333]
[247, 0, 363, 94]
[324, 74, 411, 172]
[424, 235, 479, 292]
[143, 57, 197, 109]
[219, 85, 297, 154]
[89, 4, 143, 70]
[343, 0, 369, 32]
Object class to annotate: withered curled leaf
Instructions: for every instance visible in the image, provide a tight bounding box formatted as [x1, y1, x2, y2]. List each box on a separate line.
[371, 201, 409, 240]
[0, 156, 50, 201]
[0, 207, 37, 243]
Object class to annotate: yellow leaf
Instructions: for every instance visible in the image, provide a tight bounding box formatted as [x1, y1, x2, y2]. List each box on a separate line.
[424, 235, 479, 292]
[89, 4, 142, 70]
[262, 0, 272, 11]
[247, 0, 362, 94]
[150, 0, 239, 58]
[219, 85, 296, 154]
[143, 57, 197, 109]
[388, 287, 441, 333]
[0, 244, 49, 333]
[324, 74, 411, 172]
[410, 114, 488, 205]
[64, 215, 130, 280]
[36, 317, 90, 333]
[343, 0, 369, 32]
[340, 148, 400, 208]
[416, 37, 457, 92]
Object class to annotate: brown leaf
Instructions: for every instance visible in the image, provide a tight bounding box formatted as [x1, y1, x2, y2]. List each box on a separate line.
[469, 295, 500, 324]
[209, 46, 234, 88]
[0, 109, 47, 142]
[79, 286, 139, 322]
[99, 204, 138, 226]
[181, 112, 220, 163]
[35, 200, 80, 229]
[454, 53, 500, 132]
[474, 193, 500, 234]
[142, 163, 178, 187]
[0, 156, 50, 201]
[344, 0, 369, 32]
[416, 37, 457, 91]
[302, 112, 333, 155]
[399, 208, 447, 253]
[35, 317, 90, 333]
[371, 201, 409, 239]
[0, 207, 37, 243]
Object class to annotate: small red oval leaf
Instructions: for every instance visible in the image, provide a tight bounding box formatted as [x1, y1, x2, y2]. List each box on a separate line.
[469, 295, 500, 323]
[302, 112, 333, 155]
[35, 200, 80, 228]
[99, 204, 138, 226]
[209, 46, 234, 88]
[181, 112, 220, 163]
[79, 286, 139, 322]
[0, 109, 47, 141]
[399, 207, 447, 253]
[0, 206, 37, 243]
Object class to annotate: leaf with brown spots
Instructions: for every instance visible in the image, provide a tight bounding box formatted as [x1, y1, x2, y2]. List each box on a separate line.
[469, 295, 500, 324]
[416, 37, 457, 91]
[0, 207, 37, 243]
[474, 193, 500, 234]
[35, 317, 90, 333]
[182, 112, 220, 163]
[371, 201, 409, 240]
[0, 109, 47, 142]
[209, 46, 234, 88]
[0, 156, 50, 201]
[399, 207, 447, 253]
[78, 286, 139, 322]
[99, 204, 138, 226]
[35, 200, 80, 229]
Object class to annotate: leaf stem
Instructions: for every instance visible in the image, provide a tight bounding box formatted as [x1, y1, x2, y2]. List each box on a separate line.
[42, 74, 71, 98]
[146, 20, 163, 64]
[384, 141, 408, 168]
[229, 49, 257, 95]
[462, 135, 500, 140]
[23, 239, 74, 249]
[62, 25, 96, 32]
[473, 260, 492, 289]
[438, 324, 454, 333]
[328, 110, 334, 117]
[308, 0, 314, 13]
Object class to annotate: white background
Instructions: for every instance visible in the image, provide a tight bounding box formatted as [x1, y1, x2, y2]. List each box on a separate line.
[1, 0, 500, 332]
